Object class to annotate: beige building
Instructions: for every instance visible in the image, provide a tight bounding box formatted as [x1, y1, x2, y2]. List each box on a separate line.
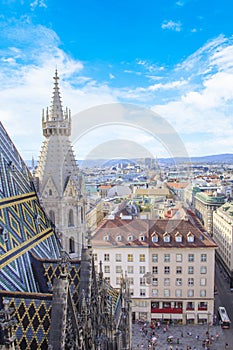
[85, 197, 105, 232]
[213, 201, 233, 286]
[34, 71, 86, 258]
[194, 191, 225, 235]
[92, 216, 217, 324]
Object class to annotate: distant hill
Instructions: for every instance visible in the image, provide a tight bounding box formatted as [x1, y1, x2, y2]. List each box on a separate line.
[26, 154, 233, 169]
[160, 154, 233, 165]
[189, 153, 233, 164]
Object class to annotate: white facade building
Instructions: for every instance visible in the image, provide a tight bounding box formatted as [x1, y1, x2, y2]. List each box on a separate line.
[213, 201, 233, 286]
[92, 216, 216, 324]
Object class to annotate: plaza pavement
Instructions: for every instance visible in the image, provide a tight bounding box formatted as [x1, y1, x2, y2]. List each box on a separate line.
[132, 322, 228, 349]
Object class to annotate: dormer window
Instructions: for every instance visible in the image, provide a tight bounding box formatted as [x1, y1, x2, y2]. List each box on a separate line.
[163, 232, 170, 243]
[175, 232, 182, 243]
[187, 232, 194, 242]
[151, 234, 158, 243]
[104, 234, 110, 241]
[139, 235, 145, 241]
[116, 235, 122, 241]
[127, 235, 134, 242]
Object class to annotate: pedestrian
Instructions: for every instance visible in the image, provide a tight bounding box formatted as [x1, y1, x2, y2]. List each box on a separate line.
[225, 342, 229, 349]
[181, 331, 183, 337]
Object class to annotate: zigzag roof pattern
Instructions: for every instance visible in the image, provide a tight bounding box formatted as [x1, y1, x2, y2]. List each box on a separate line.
[0, 122, 62, 292]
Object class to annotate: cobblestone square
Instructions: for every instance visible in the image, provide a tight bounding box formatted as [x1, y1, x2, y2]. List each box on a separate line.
[132, 323, 227, 349]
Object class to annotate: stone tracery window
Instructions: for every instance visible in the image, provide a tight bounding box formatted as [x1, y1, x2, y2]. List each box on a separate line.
[68, 209, 74, 227]
[69, 237, 75, 253]
[49, 210, 55, 225]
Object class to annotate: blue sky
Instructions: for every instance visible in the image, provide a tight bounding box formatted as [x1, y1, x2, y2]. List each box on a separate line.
[1, 0, 233, 160]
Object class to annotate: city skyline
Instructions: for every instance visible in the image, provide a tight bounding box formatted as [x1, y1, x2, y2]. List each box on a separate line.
[1, 0, 233, 160]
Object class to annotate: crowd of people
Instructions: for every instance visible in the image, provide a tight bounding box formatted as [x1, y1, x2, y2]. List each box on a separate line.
[134, 320, 223, 350]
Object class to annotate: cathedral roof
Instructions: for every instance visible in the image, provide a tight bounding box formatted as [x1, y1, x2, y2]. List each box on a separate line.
[0, 121, 62, 293]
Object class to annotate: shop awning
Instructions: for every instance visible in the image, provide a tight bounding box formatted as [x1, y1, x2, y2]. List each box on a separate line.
[186, 313, 195, 320]
[171, 314, 183, 319]
[163, 314, 171, 319]
[198, 314, 208, 319]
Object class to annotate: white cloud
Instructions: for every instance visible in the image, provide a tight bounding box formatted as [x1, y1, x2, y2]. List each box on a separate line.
[1, 15, 233, 160]
[147, 36, 233, 156]
[176, 1, 184, 6]
[161, 20, 182, 32]
[30, 0, 47, 10]
[148, 79, 187, 91]
[0, 20, 118, 159]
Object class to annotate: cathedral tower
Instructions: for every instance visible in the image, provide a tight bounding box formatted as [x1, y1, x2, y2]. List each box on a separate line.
[35, 70, 86, 258]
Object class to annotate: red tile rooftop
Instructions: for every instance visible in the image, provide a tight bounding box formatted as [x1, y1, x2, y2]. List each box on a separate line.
[92, 216, 217, 248]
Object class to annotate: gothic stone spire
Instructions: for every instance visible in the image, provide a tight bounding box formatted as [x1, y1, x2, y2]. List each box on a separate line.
[42, 69, 71, 137]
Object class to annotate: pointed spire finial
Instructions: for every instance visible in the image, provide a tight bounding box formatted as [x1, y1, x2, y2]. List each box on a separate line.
[54, 68, 59, 83]
[42, 70, 71, 137]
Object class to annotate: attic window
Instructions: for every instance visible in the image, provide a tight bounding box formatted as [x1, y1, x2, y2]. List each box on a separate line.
[187, 232, 194, 242]
[127, 235, 134, 241]
[49, 189, 52, 196]
[116, 235, 122, 241]
[175, 232, 182, 243]
[151, 234, 158, 243]
[104, 235, 110, 241]
[163, 232, 170, 243]
[139, 235, 145, 241]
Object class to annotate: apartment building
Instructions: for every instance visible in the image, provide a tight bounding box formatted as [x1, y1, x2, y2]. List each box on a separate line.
[92, 216, 216, 324]
[213, 201, 233, 287]
[194, 190, 225, 235]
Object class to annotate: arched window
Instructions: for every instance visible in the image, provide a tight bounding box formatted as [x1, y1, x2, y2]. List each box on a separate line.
[68, 209, 74, 227]
[69, 237, 75, 253]
[49, 210, 55, 225]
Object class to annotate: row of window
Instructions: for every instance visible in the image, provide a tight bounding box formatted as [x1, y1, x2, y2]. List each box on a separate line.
[150, 301, 207, 310]
[142, 277, 207, 287]
[120, 286, 207, 296]
[126, 287, 207, 297]
[112, 276, 206, 287]
[102, 253, 207, 262]
[104, 265, 207, 275]
[103, 231, 195, 243]
[149, 289, 207, 298]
